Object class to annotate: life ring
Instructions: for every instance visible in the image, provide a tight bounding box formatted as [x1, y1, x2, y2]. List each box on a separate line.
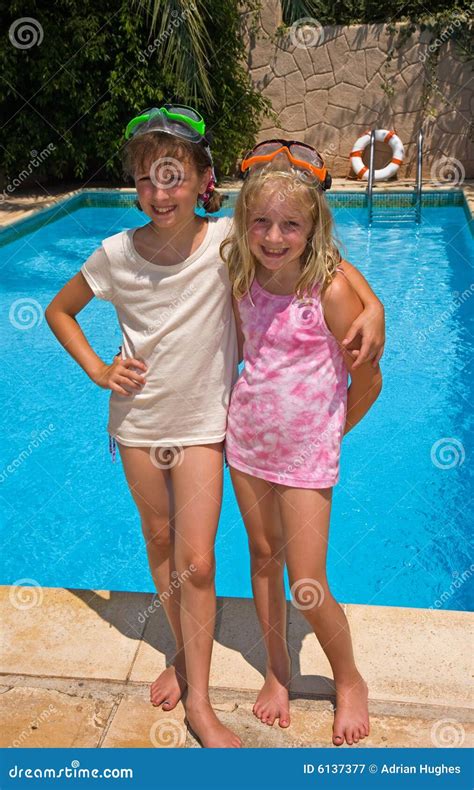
[350, 129, 404, 181]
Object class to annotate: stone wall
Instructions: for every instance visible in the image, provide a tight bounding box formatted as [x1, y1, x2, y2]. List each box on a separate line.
[246, 1, 472, 179]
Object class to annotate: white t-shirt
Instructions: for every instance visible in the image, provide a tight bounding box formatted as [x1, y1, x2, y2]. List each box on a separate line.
[81, 216, 238, 446]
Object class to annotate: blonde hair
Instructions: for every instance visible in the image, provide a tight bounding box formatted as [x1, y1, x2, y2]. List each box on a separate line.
[122, 131, 223, 213]
[221, 164, 341, 299]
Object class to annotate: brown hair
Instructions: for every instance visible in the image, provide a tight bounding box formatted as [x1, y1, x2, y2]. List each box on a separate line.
[221, 164, 342, 301]
[122, 131, 224, 213]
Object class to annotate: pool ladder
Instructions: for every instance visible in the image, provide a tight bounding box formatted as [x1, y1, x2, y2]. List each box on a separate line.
[367, 129, 423, 225]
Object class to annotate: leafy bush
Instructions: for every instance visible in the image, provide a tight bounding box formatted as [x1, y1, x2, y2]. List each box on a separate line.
[280, 0, 472, 26]
[1, 0, 269, 184]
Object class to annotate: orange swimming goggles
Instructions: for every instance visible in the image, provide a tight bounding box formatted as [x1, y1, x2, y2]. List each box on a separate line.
[241, 139, 332, 190]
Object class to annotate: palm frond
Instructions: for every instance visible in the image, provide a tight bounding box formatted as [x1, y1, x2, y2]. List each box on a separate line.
[280, 0, 321, 25]
[133, 0, 214, 109]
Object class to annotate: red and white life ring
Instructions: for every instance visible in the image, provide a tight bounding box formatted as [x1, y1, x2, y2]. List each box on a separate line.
[350, 129, 404, 181]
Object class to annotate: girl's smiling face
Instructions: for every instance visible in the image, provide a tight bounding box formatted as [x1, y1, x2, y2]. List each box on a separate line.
[135, 155, 209, 227]
[247, 190, 313, 274]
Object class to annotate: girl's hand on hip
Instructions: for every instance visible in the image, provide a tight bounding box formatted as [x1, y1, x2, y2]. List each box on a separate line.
[342, 303, 385, 369]
[92, 357, 148, 396]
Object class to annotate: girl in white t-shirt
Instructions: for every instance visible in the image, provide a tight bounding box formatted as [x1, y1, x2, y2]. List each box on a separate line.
[46, 107, 385, 748]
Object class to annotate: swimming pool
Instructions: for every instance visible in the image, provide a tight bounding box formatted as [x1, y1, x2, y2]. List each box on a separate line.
[1, 190, 473, 611]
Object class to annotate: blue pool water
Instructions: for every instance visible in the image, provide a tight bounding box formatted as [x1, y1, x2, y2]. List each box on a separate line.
[1, 198, 473, 610]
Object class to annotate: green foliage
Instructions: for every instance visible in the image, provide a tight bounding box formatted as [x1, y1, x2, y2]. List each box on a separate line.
[1, 0, 269, 183]
[280, 0, 472, 26]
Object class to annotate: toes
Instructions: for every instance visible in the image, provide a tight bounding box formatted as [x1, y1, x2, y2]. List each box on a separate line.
[279, 714, 290, 728]
[162, 695, 179, 711]
[350, 726, 359, 743]
[150, 692, 165, 707]
[333, 732, 344, 746]
[266, 714, 276, 727]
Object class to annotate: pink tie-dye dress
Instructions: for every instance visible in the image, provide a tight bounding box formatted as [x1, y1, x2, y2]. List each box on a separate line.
[225, 277, 348, 489]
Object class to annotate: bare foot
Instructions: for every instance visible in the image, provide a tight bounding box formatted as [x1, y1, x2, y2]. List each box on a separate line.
[332, 673, 370, 746]
[253, 662, 291, 728]
[150, 653, 187, 711]
[185, 699, 242, 748]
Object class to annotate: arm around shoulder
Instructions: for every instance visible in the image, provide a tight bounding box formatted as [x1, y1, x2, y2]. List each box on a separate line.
[323, 272, 382, 434]
[338, 259, 385, 367]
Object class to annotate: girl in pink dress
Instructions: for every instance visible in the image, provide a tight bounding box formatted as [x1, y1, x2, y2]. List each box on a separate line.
[222, 145, 383, 747]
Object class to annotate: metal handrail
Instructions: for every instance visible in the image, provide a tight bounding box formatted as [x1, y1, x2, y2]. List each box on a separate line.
[367, 128, 423, 224]
[367, 130, 376, 225]
[415, 128, 423, 224]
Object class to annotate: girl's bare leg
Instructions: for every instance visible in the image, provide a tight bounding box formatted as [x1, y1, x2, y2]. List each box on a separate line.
[230, 468, 290, 728]
[119, 444, 186, 710]
[276, 485, 369, 746]
[171, 443, 241, 748]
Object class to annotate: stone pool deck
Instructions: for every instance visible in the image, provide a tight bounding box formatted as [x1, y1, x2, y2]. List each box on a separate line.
[0, 179, 472, 228]
[1, 586, 472, 749]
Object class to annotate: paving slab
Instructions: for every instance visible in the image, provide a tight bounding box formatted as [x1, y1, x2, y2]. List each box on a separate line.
[0, 686, 114, 748]
[101, 692, 186, 748]
[2, 586, 472, 750]
[346, 604, 473, 709]
[0, 586, 151, 681]
[187, 697, 474, 749]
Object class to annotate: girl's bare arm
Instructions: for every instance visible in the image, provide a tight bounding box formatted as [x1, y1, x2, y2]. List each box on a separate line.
[338, 259, 385, 369]
[45, 272, 147, 396]
[323, 272, 383, 434]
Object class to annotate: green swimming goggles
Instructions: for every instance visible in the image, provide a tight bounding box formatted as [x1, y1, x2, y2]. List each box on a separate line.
[125, 105, 208, 143]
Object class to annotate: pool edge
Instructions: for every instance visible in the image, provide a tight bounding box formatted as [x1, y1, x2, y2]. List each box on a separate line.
[0, 184, 472, 248]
